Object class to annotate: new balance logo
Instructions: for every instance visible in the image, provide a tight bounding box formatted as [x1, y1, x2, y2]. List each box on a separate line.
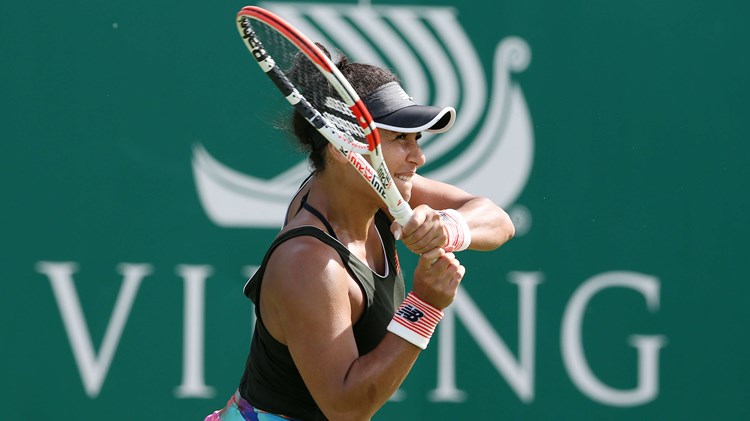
[397, 304, 424, 323]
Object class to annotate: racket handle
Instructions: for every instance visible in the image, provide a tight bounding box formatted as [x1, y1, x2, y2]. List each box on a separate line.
[390, 205, 413, 227]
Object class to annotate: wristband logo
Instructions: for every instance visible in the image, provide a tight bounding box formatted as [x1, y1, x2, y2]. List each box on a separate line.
[192, 1, 534, 230]
[397, 304, 425, 323]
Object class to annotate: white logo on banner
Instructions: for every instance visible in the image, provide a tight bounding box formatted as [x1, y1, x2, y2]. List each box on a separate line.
[192, 2, 534, 229]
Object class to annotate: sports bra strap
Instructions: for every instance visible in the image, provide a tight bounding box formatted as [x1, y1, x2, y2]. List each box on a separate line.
[300, 193, 337, 239]
[301, 201, 337, 239]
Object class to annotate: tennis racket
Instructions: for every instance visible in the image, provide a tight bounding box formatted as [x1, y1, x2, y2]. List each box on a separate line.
[236, 5, 413, 227]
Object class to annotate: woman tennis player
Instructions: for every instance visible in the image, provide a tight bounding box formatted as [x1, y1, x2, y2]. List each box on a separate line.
[206, 49, 515, 420]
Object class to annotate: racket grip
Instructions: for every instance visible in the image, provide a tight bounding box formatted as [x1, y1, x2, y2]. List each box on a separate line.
[390, 205, 413, 227]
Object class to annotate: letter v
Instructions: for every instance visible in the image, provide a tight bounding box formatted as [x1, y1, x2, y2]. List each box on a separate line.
[35, 262, 151, 398]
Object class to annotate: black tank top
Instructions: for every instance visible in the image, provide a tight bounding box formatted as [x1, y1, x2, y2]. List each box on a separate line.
[239, 209, 405, 420]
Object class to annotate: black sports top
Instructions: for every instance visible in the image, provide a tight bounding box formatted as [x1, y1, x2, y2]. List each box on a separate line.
[238, 208, 405, 420]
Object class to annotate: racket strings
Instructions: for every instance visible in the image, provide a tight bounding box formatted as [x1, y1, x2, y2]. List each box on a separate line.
[248, 19, 367, 145]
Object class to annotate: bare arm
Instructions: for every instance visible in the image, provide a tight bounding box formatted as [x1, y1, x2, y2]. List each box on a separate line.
[261, 239, 462, 420]
[396, 174, 515, 253]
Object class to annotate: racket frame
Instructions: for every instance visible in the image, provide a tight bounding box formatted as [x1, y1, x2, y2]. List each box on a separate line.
[236, 6, 413, 226]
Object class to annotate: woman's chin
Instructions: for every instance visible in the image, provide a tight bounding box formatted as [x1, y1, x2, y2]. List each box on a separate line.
[394, 178, 412, 201]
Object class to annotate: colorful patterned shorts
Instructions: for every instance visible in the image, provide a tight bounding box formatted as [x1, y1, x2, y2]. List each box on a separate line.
[205, 390, 298, 421]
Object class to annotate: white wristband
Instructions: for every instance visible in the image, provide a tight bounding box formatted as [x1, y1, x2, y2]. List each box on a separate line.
[438, 209, 472, 252]
[387, 292, 443, 349]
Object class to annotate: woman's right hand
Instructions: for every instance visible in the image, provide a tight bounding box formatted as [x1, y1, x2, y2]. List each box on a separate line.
[411, 246, 465, 310]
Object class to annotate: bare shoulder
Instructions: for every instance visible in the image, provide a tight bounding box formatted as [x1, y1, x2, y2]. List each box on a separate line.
[261, 233, 353, 344]
[265, 234, 347, 294]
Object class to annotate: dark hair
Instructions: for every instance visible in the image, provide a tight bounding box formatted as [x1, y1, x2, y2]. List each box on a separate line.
[291, 45, 399, 173]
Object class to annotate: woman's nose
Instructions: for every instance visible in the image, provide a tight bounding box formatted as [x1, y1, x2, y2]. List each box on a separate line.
[410, 142, 426, 167]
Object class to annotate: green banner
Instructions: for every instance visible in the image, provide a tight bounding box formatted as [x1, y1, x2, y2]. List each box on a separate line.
[2, 0, 747, 419]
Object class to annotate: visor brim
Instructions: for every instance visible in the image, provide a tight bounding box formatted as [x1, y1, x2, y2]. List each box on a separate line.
[374, 105, 456, 134]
